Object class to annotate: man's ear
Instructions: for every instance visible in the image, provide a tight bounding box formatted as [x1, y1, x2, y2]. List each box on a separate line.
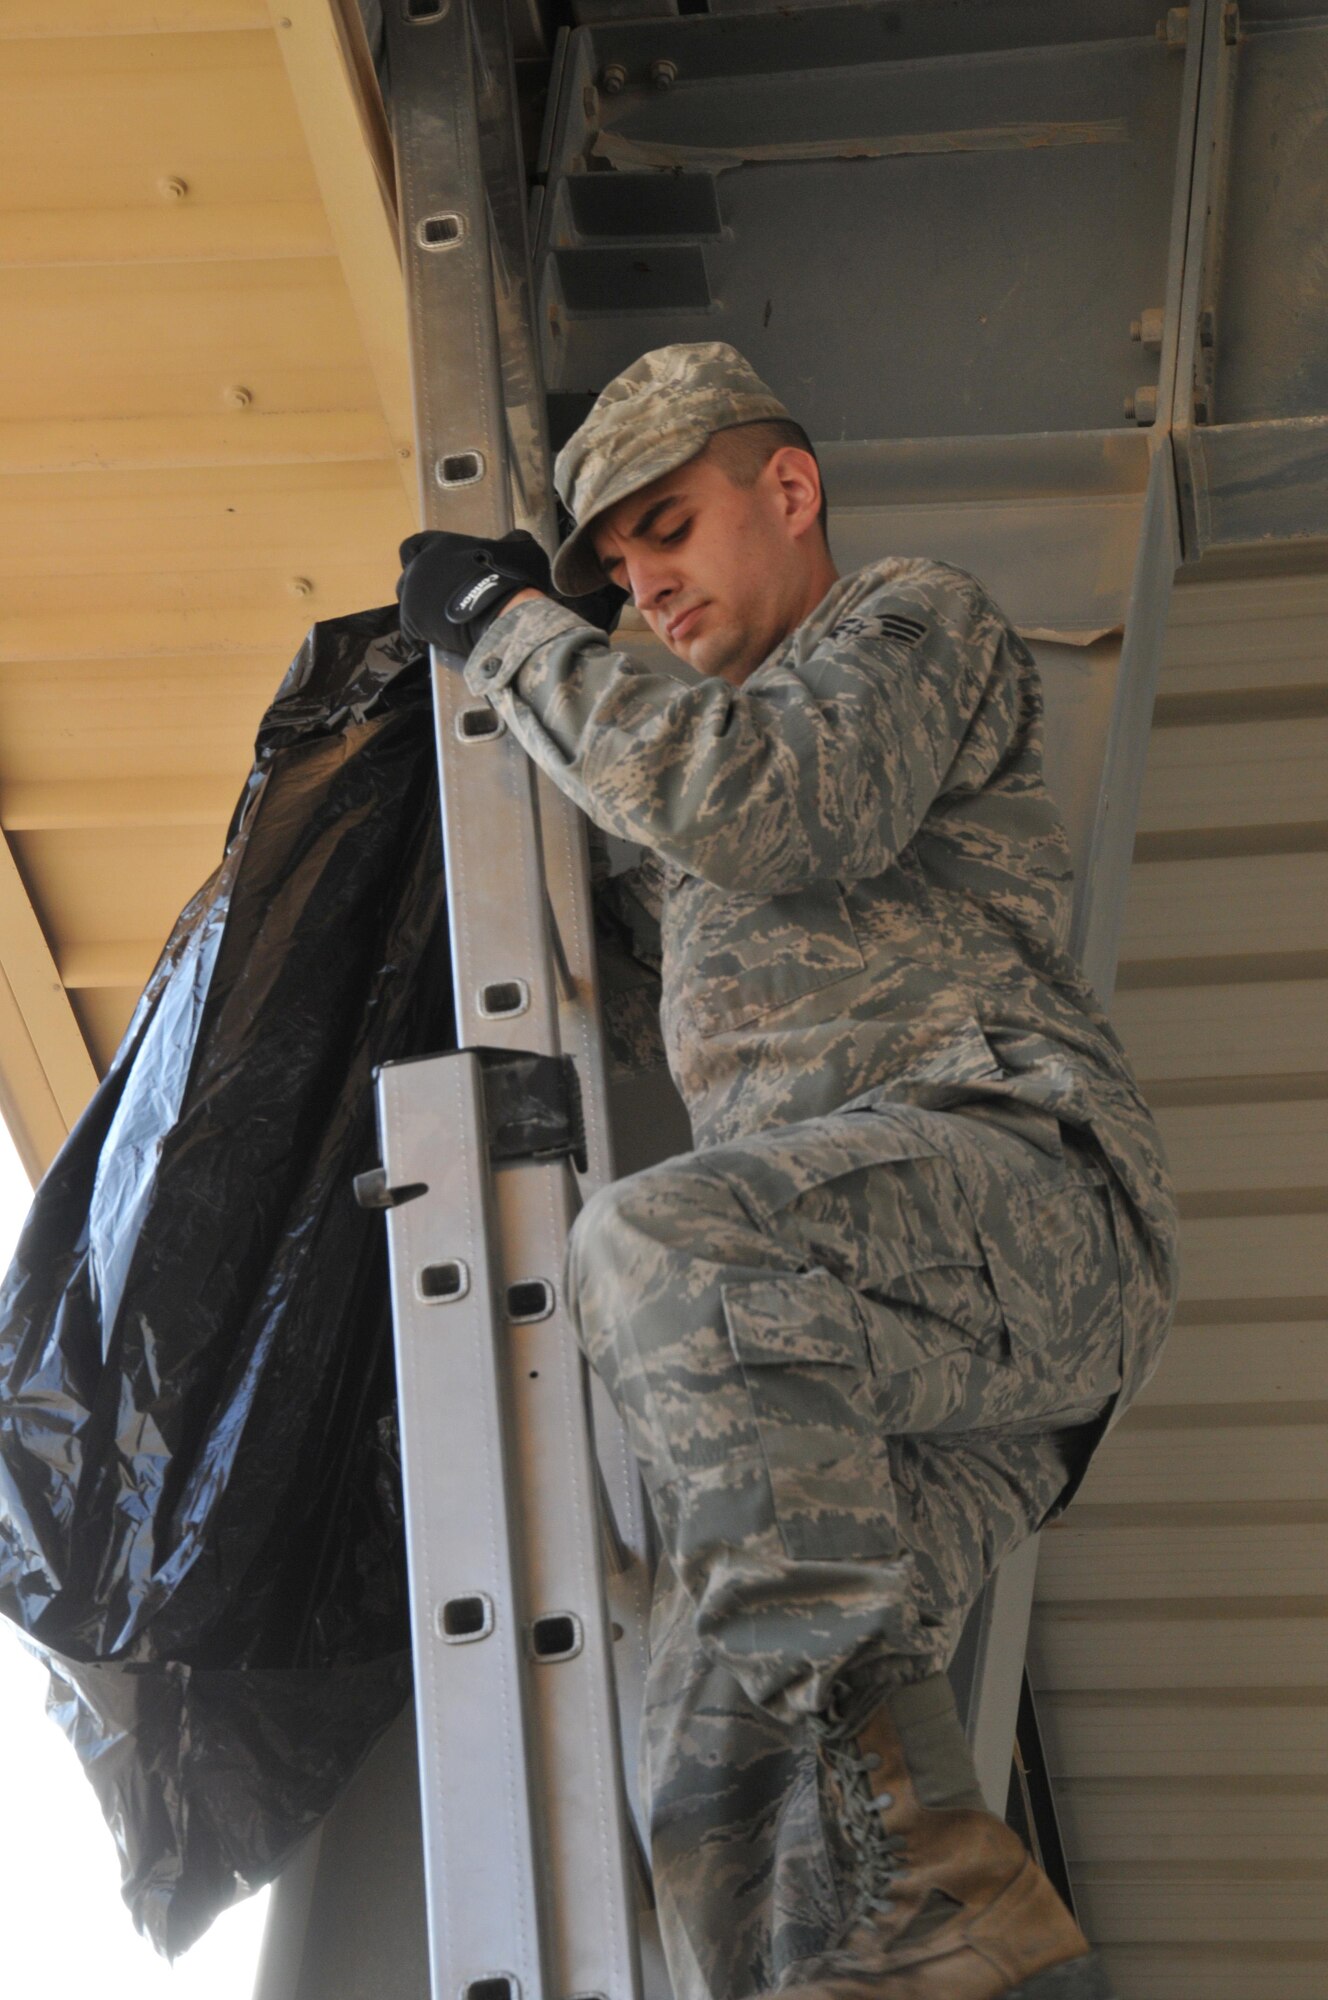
[768, 446, 823, 539]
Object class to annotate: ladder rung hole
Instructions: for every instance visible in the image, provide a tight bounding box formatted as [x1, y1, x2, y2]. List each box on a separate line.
[531, 1613, 582, 1662]
[478, 979, 528, 1019]
[508, 1279, 554, 1323]
[456, 705, 503, 742]
[417, 1259, 469, 1304]
[440, 1595, 493, 1643]
[466, 1983, 516, 2000]
[404, 0, 449, 21]
[419, 212, 464, 249]
[437, 450, 485, 488]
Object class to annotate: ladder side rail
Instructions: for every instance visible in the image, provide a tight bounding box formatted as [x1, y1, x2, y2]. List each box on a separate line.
[378, 1050, 548, 2000]
[382, 8, 644, 2000]
[469, 0, 660, 1859]
[385, 6, 549, 1996]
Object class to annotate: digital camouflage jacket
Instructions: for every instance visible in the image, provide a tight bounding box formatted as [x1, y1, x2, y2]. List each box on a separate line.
[466, 557, 1179, 1407]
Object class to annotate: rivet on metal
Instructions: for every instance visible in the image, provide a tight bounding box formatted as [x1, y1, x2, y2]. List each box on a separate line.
[291, 576, 314, 597]
[224, 384, 253, 409]
[158, 176, 188, 202]
[1129, 307, 1165, 351]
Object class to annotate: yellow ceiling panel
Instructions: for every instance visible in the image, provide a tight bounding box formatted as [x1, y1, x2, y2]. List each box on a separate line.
[0, 260, 376, 421]
[0, 32, 316, 212]
[13, 825, 229, 949]
[0, 655, 287, 783]
[71, 987, 154, 1082]
[0, 777, 241, 832]
[0, 408, 399, 476]
[0, 3, 268, 33]
[1, 563, 401, 663]
[0, 201, 332, 270]
[0, 2, 413, 1175]
[0, 461, 409, 577]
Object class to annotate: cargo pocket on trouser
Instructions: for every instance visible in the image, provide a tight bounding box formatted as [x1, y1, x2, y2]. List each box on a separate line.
[853, 1266, 998, 1438]
[722, 1266, 898, 1561]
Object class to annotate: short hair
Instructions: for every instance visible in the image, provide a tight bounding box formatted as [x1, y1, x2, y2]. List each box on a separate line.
[702, 418, 829, 538]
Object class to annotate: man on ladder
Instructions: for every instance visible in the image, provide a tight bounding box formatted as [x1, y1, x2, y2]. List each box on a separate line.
[397, 341, 1179, 2000]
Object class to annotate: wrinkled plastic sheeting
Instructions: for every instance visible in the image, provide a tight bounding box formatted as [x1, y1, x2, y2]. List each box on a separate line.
[0, 606, 453, 1956]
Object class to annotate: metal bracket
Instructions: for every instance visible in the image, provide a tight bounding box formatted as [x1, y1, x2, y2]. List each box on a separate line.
[353, 1167, 428, 1211]
[478, 1048, 588, 1173]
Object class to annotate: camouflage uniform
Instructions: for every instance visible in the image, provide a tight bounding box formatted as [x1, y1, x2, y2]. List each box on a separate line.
[463, 346, 1179, 2000]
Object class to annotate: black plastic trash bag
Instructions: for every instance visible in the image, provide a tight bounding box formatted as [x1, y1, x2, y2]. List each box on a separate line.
[0, 605, 452, 1956]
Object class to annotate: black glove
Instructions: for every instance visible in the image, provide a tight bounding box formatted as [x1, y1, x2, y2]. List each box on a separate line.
[396, 529, 626, 657]
[396, 529, 550, 654]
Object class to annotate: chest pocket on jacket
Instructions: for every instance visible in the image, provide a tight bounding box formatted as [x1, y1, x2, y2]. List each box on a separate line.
[673, 879, 866, 1040]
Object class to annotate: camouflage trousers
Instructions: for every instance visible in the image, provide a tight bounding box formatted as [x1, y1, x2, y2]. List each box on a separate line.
[565, 1096, 1138, 2000]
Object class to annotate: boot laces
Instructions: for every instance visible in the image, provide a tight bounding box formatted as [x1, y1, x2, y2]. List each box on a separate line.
[811, 1717, 907, 1919]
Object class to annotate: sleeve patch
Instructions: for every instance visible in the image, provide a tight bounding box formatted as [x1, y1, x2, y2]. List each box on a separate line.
[875, 613, 927, 648]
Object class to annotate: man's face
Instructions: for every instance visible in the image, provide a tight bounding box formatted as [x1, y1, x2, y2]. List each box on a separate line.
[588, 445, 831, 685]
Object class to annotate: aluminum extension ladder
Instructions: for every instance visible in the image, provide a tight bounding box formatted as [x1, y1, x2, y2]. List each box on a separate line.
[355, 9, 658, 2000]
[256, 5, 1191, 1995]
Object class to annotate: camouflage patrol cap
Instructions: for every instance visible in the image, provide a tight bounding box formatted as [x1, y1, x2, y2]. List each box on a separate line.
[551, 342, 790, 594]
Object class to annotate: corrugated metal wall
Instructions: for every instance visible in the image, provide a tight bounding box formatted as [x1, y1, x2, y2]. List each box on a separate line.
[1032, 559, 1328, 1999]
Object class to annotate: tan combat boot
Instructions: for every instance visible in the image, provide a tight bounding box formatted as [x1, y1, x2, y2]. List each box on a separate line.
[782, 1674, 1112, 2000]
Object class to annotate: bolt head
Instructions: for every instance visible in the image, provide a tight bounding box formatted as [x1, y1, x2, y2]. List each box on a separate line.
[649, 57, 679, 90]
[601, 62, 628, 95]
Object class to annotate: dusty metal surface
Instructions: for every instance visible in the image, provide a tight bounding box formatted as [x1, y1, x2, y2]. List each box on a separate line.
[1174, 1, 1328, 553]
[538, 4, 1187, 441]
